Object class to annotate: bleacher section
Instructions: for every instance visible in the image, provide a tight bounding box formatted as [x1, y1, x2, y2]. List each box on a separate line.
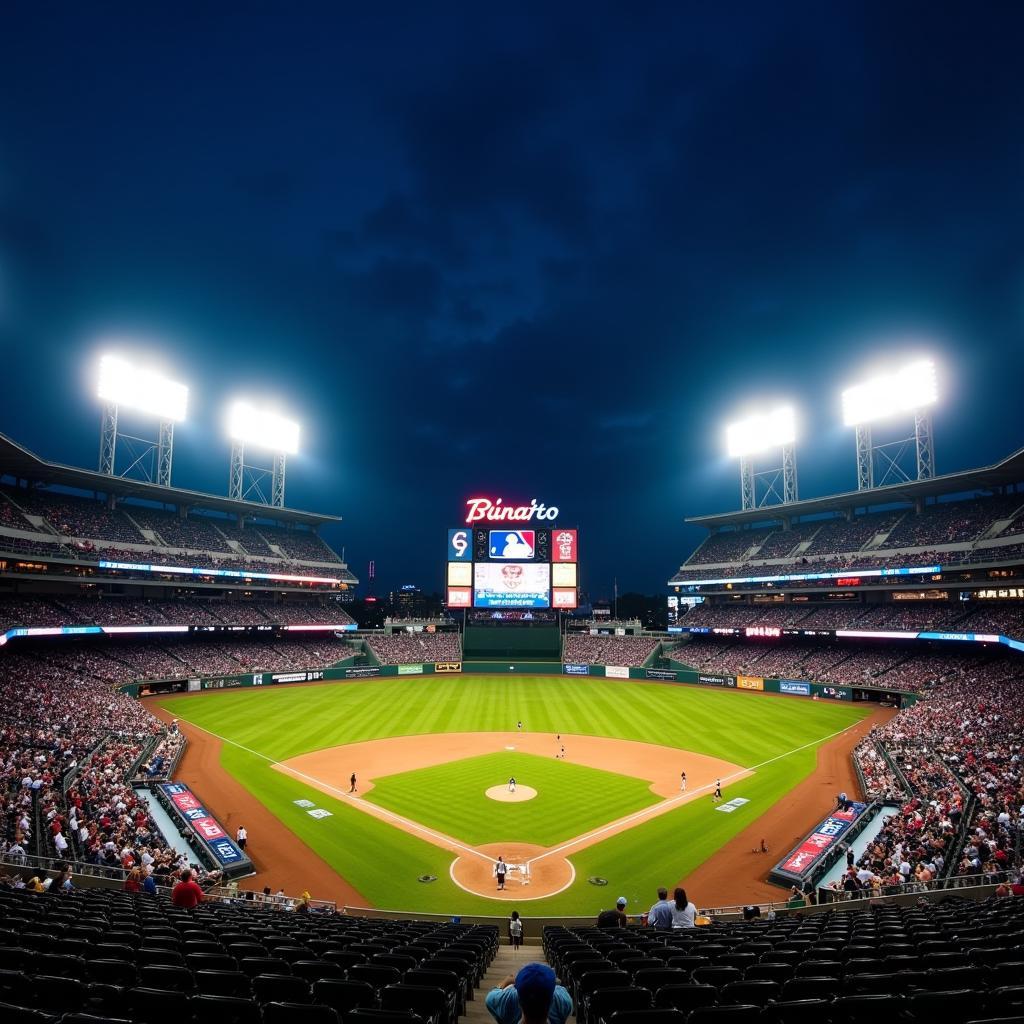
[0, 888, 498, 1024]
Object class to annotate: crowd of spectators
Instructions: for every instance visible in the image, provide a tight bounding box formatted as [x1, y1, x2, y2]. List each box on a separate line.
[677, 494, 1024, 578]
[2, 634, 357, 687]
[677, 599, 1024, 637]
[847, 663, 1023, 892]
[562, 633, 659, 666]
[667, 638, 1004, 689]
[0, 489, 352, 582]
[365, 632, 463, 665]
[8, 489, 145, 544]
[269, 531, 342, 563]
[0, 595, 357, 632]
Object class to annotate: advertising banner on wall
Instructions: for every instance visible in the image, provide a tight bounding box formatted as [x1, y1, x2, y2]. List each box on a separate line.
[698, 673, 736, 687]
[434, 661, 462, 673]
[345, 666, 380, 678]
[159, 783, 248, 868]
[779, 680, 812, 696]
[771, 801, 869, 884]
[737, 675, 765, 691]
[820, 685, 851, 700]
[645, 668, 677, 681]
[605, 665, 629, 679]
[397, 664, 424, 675]
[564, 664, 590, 675]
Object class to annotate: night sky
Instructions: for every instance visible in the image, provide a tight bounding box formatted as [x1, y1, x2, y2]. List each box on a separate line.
[3, 4, 1024, 597]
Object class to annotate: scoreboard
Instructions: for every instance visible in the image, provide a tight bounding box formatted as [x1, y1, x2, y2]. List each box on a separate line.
[446, 506, 578, 610]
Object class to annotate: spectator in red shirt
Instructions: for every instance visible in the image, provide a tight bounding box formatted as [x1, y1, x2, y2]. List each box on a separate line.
[170, 869, 204, 909]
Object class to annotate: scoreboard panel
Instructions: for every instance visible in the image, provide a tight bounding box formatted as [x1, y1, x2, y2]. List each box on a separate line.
[446, 521, 577, 609]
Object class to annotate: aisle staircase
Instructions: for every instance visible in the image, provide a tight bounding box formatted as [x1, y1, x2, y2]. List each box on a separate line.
[464, 941, 562, 1024]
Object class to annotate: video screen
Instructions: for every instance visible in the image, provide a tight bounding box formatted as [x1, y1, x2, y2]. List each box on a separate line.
[473, 562, 551, 608]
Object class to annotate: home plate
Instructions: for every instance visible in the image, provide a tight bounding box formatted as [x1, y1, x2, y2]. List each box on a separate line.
[505, 745, 516, 750]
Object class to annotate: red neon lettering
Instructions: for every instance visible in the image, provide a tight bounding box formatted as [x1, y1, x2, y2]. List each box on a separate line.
[464, 497, 560, 524]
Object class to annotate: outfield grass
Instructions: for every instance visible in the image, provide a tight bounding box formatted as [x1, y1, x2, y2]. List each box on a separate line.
[364, 751, 661, 846]
[158, 675, 870, 914]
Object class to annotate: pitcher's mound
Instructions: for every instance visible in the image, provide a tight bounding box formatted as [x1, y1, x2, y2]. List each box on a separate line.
[486, 785, 537, 802]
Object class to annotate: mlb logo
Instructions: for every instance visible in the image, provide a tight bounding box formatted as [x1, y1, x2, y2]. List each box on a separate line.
[489, 530, 535, 559]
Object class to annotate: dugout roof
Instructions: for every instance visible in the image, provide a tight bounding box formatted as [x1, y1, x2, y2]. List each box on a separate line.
[687, 444, 1024, 530]
[0, 431, 340, 527]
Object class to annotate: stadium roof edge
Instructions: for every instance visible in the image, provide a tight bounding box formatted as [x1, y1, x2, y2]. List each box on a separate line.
[686, 444, 1024, 529]
[0, 431, 341, 526]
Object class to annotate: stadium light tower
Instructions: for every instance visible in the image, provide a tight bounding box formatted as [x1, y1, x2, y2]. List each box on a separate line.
[725, 406, 798, 510]
[227, 401, 300, 507]
[96, 354, 189, 487]
[842, 358, 938, 490]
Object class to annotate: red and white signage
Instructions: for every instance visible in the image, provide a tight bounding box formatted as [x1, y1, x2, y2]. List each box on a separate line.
[465, 497, 559, 524]
[552, 529, 577, 562]
[552, 587, 578, 609]
[447, 587, 472, 608]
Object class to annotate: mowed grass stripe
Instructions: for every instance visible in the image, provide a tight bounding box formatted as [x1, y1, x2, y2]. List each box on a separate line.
[364, 752, 660, 846]
[159, 676, 869, 913]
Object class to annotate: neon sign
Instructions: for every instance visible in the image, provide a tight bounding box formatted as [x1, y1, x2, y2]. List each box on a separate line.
[464, 497, 559, 524]
[745, 625, 781, 638]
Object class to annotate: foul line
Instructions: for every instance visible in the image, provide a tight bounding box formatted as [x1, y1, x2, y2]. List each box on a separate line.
[178, 720, 495, 864]
[526, 718, 867, 868]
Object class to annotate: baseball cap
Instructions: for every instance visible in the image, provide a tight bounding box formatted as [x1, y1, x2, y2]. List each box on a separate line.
[616, 896, 627, 907]
[515, 963, 556, 1017]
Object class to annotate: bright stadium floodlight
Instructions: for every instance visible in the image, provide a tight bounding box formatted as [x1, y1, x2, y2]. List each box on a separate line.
[227, 401, 300, 508]
[227, 401, 300, 455]
[726, 406, 797, 458]
[725, 405, 798, 509]
[842, 358, 938, 489]
[97, 354, 189, 422]
[841, 358, 938, 427]
[96, 354, 188, 486]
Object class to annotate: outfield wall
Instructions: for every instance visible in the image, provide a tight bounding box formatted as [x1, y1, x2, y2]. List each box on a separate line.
[128, 658, 920, 706]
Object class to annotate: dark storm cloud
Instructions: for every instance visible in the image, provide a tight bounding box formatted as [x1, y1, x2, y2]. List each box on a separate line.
[3, 2, 1024, 597]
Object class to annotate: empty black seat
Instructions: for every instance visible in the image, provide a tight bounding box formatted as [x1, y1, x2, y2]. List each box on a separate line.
[719, 980, 781, 1007]
[632, 969, 688, 994]
[251, 974, 311, 1005]
[0, 1002, 58, 1024]
[32, 975, 86, 1013]
[745, 964, 791, 983]
[125, 987, 191, 1024]
[382, 983, 450, 1024]
[350, 965, 404, 994]
[313, 979, 377, 1016]
[782, 978, 837, 1002]
[239, 958, 291, 978]
[346, 1010, 426, 1024]
[262, 1002, 339, 1024]
[761, 999, 832, 1024]
[654, 984, 718, 1013]
[138, 966, 195, 994]
[687, 1006, 761, 1024]
[194, 972, 252, 998]
[190, 994, 262, 1024]
[590, 986, 653, 1024]
[692, 967, 743, 989]
[607, 1011, 687, 1024]
[831, 993, 905, 1024]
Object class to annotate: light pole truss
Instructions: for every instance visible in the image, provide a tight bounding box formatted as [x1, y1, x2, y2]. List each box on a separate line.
[97, 402, 175, 486]
[229, 441, 288, 507]
[739, 445, 799, 510]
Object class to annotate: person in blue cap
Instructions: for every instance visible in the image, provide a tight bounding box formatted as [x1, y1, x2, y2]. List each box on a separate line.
[485, 962, 573, 1024]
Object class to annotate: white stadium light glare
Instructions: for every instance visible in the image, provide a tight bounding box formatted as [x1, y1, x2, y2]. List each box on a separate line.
[97, 354, 188, 422]
[842, 358, 938, 427]
[726, 405, 797, 458]
[228, 401, 300, 454]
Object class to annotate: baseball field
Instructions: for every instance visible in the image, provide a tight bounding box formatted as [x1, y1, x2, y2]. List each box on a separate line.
[156, 674, 877, 915]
